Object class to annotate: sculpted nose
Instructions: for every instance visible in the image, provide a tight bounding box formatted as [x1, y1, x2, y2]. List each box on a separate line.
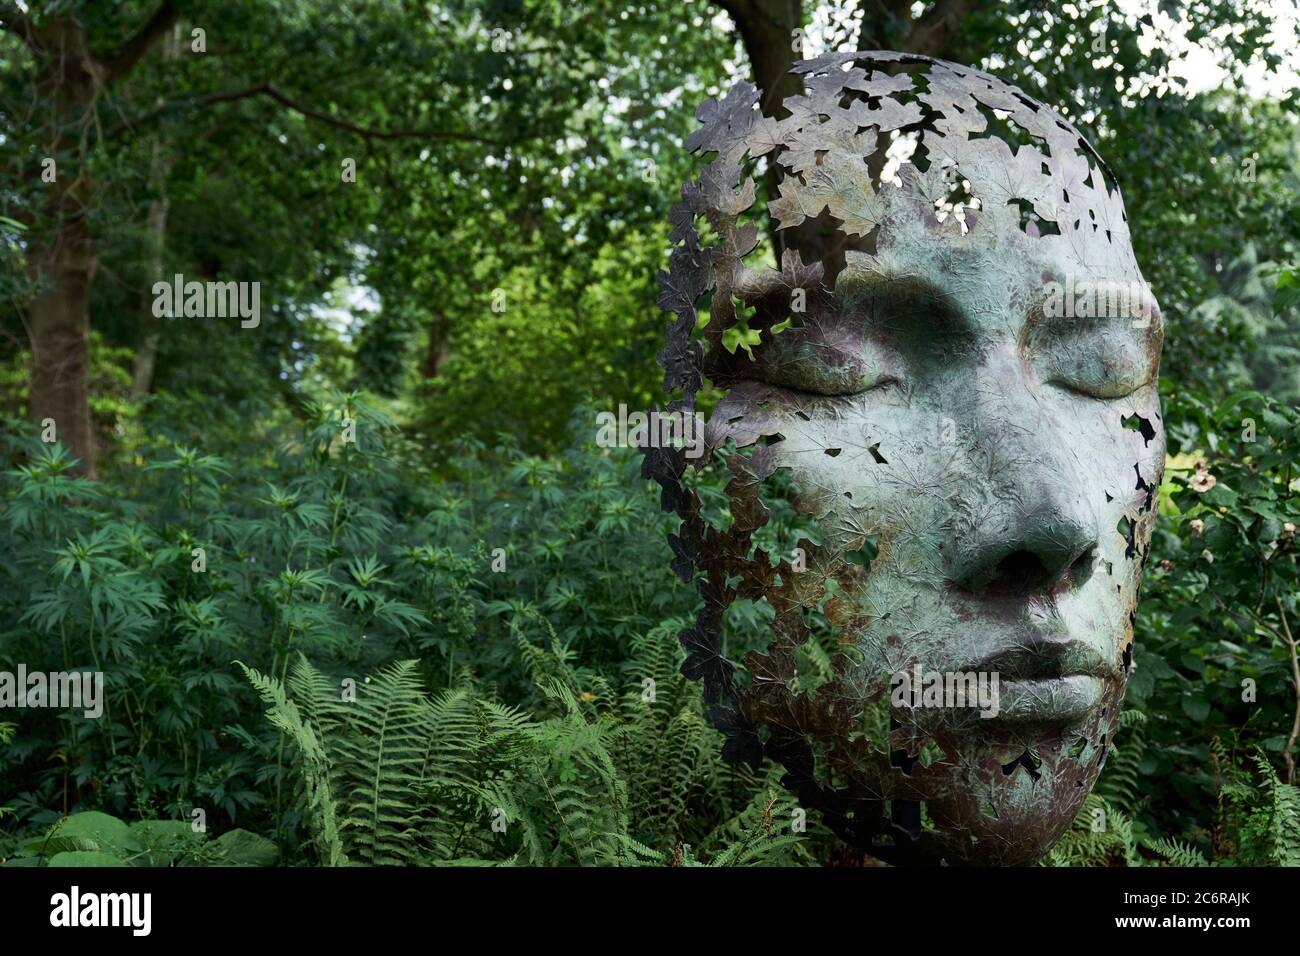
[940, 342, 1101, 599]
[947, 497, 1098, 599]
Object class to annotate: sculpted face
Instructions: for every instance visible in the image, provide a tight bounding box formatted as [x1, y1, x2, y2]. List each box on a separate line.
[645, 52, 1165, 865]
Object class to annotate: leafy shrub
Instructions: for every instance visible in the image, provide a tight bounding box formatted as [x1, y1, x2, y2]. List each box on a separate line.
[3, 809, 275, 867]
[1, 389, 1297, 865]
[1046, 744, 1300, 866]
[0, 394, 723, 858]
[1131, 387, 1300, 851]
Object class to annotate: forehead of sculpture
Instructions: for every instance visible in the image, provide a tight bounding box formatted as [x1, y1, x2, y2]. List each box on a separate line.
[685, 51, 1137, 282]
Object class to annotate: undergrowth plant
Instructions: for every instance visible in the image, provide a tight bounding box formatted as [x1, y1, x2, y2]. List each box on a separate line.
[238, 620, 820, 866]
[1, 389, 1297, 866]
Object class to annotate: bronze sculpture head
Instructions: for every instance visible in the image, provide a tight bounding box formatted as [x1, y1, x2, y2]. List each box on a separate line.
[644, 51, 1164, 865]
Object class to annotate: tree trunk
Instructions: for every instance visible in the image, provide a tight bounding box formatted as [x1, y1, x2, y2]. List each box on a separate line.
[10, 4, 181, 475]
[28, 212, 98, 478]
[715, 0, 823, 261]
[422, 313, 451, 379]
[128, 165, 171, 400]
[130, 24, 180, 400]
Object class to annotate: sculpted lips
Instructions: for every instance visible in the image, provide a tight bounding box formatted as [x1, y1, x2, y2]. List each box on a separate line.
[965, 637, 1111, 682]
[964, 637, 1113, 724]
[989, 675, 1104, 723]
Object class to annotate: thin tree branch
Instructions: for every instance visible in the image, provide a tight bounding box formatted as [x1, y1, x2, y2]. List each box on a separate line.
[106, 82, 274, 137]
[259, 84, 502, 144]
[101, 0, 180, 82]
[108, 81, 506, 146]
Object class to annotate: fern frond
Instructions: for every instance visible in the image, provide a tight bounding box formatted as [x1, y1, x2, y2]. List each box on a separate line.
[236, 660, 347, 866]
[1146, 837, 1209, 867]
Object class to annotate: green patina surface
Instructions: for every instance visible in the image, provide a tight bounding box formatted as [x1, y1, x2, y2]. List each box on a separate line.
[648, 50, 1165, 865]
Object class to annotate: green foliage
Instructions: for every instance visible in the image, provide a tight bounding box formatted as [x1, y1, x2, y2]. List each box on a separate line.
[3, 385, 1299, 865]
[0, 332, 140, 456]
[1047, 745, 1300, 867]
[1132, 385, 1300, 848]
[2, 809, 275, 867]
[0, 393, 662, 839]
[0, 393, 804, 863]
[1235, 751, 1300, 866]
[240, 619, 817, 866]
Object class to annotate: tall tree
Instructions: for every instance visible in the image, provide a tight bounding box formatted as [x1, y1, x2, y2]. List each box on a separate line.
[1, 1, 511, 471]
[2, 1, 180, 476]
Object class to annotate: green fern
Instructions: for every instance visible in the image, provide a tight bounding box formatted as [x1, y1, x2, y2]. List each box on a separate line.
[1094, 709, 1146, 808]
[1044, 794, 1143, 867]
[237, 660, 346, 866]
[1237, 751, 1300, 866]
[241, 656, 529, 864]
[238, 623, 822, 866]
[1146, 837, 1209, 866]
[617, 788, 806, 867]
